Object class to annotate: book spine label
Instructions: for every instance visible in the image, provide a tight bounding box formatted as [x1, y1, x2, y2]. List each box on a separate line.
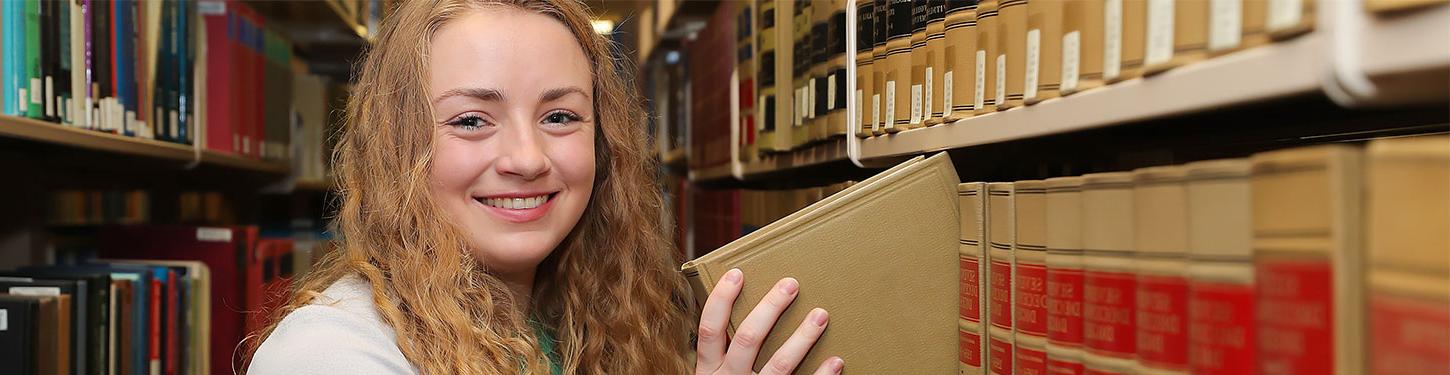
[1256, 258, 1333, 374]
[990, 331, 1014, 374]
[1084, 269, 1135, 358]
[1049, 357, 1086, 375]
[1136, 273, 1189, 370]
[1048, 265, 1086, 371]
[1016, 345, 1048, 375]
[1189, 280, 1256, 373]
[1017, 262, 1048, 335]
[991, 259, 1014, 329]
[1369, 293, 1450, 373]
[963, 325, 984, 368]
[964, 256, 984, 323]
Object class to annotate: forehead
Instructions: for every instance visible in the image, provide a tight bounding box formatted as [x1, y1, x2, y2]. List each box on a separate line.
[427, 7, 594, 99]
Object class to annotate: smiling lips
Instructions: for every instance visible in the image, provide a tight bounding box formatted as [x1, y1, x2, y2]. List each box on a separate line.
[475, 192, 557, 223]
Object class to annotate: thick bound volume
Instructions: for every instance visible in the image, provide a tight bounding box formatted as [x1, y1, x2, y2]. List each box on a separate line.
[907, 1, 927, 129]
[1184, 159, 1256, 374]
[870, 0, 889, 136]
[924, 0, 947, 126]
[1131, 166, 1190, 374]
[1142, 0, 1209, 74]
[1366, 136, 1450, 374]
[739, 0, 758, 159]
[1045, 176, 1086, 374]
[824, 0, 848, 138]
[1251, 145, 1364, 374]
[681, 153, 960, 374]
[1025, 0, 1064, 104]
[758, 1, 785, 153]
[973, 0, 997, 115]
[1013, 180, 1050, 374]
[985, 182, 1015, 374]
[1265, 0, 1312, 39]
[1081, 172, 1137, 374]
[1104, 0, 1147, 83]
[1060, 0, 1105, 95]
[791, 1, 810, 148]
[960, 182, 989, 374]
[943, 0, 977, 122]
[0, 295, 40, 375]
[883, 0, 911, 133]
[995, 0, 1025, 110]
[855, 0, 875, 138]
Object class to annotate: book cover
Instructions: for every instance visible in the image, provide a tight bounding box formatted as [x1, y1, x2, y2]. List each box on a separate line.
[680, 153, 960, 374]
[1059, 0, 1105, 95]
[870, 0, 888, 135]
[200, 0, 233, 154]
[973, 0, 997, 115]
[2, 271, 100, 375]
[1142, 0, 1208, 74]
[1013, 180, 1050, 374]
[1365, 136, 1449, 374]
[1184, 158, 1256, 374]
[855, 0, 875, 138]
[825, 1, 847, 137]
[1104, 0, 1146, 83]
[1250, 144, 1363, 374]
[883, 0, 911, 132]
[906, 0, 927, 129]
[1025, 0, 1063, 104]
[995, 0, 1025, 109]
[959, 182, 988, 374]
[1131, 166, 1190, 374]
[985, 182, 1015, 374]
[942, 0, 977, 122]
[756, 0, 780, 152]
[25, 0, 42, 118]
[1044, 176, 1086, 374]
[790, 0, 810, 146]
[808, 0, 827, 141]
[3, 0, 14, 116]
[923, 0, 945, 126]
[0, 295, 40, 375]
[1080, 172, 1137, 374]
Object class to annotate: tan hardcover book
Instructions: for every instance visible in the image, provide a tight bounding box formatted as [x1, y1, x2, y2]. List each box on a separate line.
[1132, 166, 1191, 374]
[1365, 0, 1449, 13]
[1206, 0, 1246, 54]
[808, 0, 829, 142]
[1265, 0, 1313, 39]
[1081, 172, 1138, 374]
[1143, 0, 1209, 74]
[1240, 0, 1272, 48]
[884, 0, 913, 133]
[793, 1, 813, 148]
[996, 0, 1027, 110]
[856, 0, 876, 138]
[1014, 180, 1050, 373]
[37, 295, 72, 375]
[975, 0, 1000, 115]
[986, 182, 1016, 374]
[1025, 0, 1064, 104]
[1105, 0, 1147, 83]
[740, 0, 760, 161]
[925, 1, 948, 126]
[1044, 176, 1086, 373]
[872, 0, 891, 136]
[1060, 0, 1105, 95]
[825, 0, 848, 138]
[1251, 145, 1364, 375]
[759, 1, 785, 153]
[681, 153, 960, 374]
[908, 1, 930, 129]
[943, 1, 979, 122]
[1184, 158, 1257, 374]
[1366, 136, 1450, 374]
[960, 182, 990, 374]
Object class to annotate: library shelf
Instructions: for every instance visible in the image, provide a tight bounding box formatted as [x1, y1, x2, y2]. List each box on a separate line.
[688, 163, 734, 185]
[742, 137, 849, 180]
[0, 115, 292, 175]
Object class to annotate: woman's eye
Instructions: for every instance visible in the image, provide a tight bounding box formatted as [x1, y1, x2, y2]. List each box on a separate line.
[543, 111, 582, 126]
[447, 114, 491, 130]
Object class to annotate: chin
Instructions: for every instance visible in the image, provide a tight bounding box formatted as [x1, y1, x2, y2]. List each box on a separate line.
[471, 231, 564, 274]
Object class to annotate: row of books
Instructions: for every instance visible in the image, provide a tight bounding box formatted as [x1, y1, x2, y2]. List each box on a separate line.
[0, 0, 329, 163]
[1, 225, 305, 375]
[48, 190, 150, 227]
[738, 0, 855, 161]
[686, 182, 856, 259]
[956, 135, 1448, 374]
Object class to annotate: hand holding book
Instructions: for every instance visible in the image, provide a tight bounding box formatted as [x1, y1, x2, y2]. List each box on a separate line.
[695, 268, 844, 375]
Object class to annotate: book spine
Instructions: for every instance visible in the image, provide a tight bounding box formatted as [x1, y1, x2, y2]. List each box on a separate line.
[789, 0, 808, 146]
[1014, 182, 1049, 374]
[26, 0, 42, 118]
[1265, 0, 1312, 38]
[1184, 159, 1256, 374]
[1025, 0, 1062, 104]
[855, 0, 874, 138]
[1081, 173, 1137, 374]
[959, 183, 988, 374]
[943, 1, 976, 121]
[738, 1, 756, 155]
[3, 0, 12, 116]
[826, 3, 846, 137]
[870, 0, 887, 135]
[906, 0, 925, 129]
[972, 0, 996, 114]
[883, 0, 910, 132]
[986, 183, 1015, 374]
[924, 0, 945, 124]
[1251, 145, 1363, 374]
[1045, 177, 1086, 375]
[1060, 0, 1104, 94]
[1132, 167, 1190, 374]
[995, 0, 1024, 109]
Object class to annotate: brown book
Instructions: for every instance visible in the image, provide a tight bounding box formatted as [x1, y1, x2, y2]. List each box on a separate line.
[1365, 136, 1450, 374]
[884, 0, 913, 133]
[1105, 0, 1148, 83]
[996, 0, 1028, 109]
[856, 0, 877, 138]
[986, 182, 1016, 374]
[1013, 180, 1050, 373]
[792, 0, 813, 147]
[925, 1, 948, 126]
[960, 182, 989, 374]
[1044, 176, 1086, 373]
[872, 0, 891, 135]
[1184, 158, 1256, 374]
[908, 0, 930, 129]
[1143, 0, 1210, 74]
[824, 0, 849, 138]
[1131, 165, 1191, 373]
[974, 0, 1000, 115]
[943, 1, 979, 122]
[681, 153, 960, 373]
[1251, 144, 1364, 374]
[1081, 172, 1138, 374]
[1060, 0, 1106, 94]
[758, 0, 786, 153]
[1025, 0, 1065, 104]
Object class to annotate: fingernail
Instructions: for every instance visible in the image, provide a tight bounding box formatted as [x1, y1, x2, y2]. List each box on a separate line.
[812, 308, 829, 326]
[725, 269, 741, 284]
[831, 357, 844, 372]
[779, 278, 799, 294]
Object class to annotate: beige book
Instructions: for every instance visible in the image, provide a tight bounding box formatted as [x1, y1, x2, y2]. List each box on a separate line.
[793, 1, 814, 148]
[1251, 144, 1364, 375]
[1184, 158, 1257, 374]
[986, 182, 1017, 374]
[1060, 0, 1106, 95]
[925, 2, 948, 126]
[872, 1, 891, 136]
[809, 0, 830, 142]
[1366, 136, 1450, 374]
[1265, 0, 1313, 39]
[884, 0, 914, 133]
[759, 1, 786, 153]
[961, 182, 990, 374]
[975, 0, 1000, 115]
[857, 0, 877, 138]
[824, 0, 849, 138]
[1239, 0, 1272, 48]
[1143, 0, 1209, 74]
[1081, 172, 1138, 374]
[944, 2, 979, 122]
[1026, 0, 1065, 104]
[1014, 180, 1050, 373]
[996, 0, 1028, 110]
[682, 153, 959, 373]
[908, 1, 930, 130]
[740, 0, 759, 161]
[1105, 0, 1147, 83]
[1132, 166, 1191, 374]
[1045, 176, 1087, 373]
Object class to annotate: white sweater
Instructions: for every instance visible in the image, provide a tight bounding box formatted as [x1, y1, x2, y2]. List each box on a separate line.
[248, 276, 417, 374]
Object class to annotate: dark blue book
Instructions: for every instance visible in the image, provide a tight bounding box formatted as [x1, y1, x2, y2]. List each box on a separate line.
[0, 274, 90, 375]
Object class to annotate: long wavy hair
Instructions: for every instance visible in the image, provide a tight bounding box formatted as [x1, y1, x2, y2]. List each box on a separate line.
[247, 1, 694, 373]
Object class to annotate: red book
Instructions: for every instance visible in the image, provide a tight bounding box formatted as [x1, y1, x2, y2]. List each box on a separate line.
[1132, 167, 1191, 373]
[164, 268, 179, 375]
[1045, 177, 1086, 375]
[1013, 181, 1050, 374]
[148, 276, 161, 375]
[244, 6, 266, 157]
[1080, 173, 1137, 374]
[250, 238, 295, 335]
[200, 0, 234, 154]
[1185, 159, 1256, 374]
[986, 183, 1015, 375]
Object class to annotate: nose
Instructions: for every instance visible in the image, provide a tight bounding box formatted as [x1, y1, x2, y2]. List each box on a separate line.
[495, 126, 551, 180]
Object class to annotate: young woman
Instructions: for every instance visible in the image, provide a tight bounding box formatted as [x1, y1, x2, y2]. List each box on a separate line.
[246, 1, 843, 374]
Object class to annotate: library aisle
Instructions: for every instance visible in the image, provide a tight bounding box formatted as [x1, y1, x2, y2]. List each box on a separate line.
[0, 0, 1446, 374]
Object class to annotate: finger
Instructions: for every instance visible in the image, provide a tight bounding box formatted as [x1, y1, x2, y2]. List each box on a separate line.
[758, 308, 829, 375]
[810, 357, 844, 375]
[721, 277, 800, 373]
[695, 268, 743, 371]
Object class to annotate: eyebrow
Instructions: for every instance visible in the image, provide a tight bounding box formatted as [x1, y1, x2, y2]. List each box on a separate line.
[433, 87, 504, 104]
[540, 86, 590, 103]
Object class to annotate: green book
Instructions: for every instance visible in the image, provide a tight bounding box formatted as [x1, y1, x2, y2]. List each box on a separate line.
[24, 0, 40, 118]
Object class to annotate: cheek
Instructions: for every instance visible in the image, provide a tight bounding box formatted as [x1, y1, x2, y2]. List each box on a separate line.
[430, 138, 489, 198]
[552, 131, 596, 195]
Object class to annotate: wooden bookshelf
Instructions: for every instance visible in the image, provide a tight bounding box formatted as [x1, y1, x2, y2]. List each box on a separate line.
[743, 138, 849, 180]
[688, 163, 733, 184]
[0, 115, 292, 175]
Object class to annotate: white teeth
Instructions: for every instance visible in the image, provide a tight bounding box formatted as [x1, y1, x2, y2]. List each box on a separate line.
[479, 194, 550, 210]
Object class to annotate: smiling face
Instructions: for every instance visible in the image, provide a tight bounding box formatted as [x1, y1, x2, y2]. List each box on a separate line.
[427, 7, 595, 282]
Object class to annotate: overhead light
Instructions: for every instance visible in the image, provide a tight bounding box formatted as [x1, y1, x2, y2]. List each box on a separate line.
[591, 19, 615, 35]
